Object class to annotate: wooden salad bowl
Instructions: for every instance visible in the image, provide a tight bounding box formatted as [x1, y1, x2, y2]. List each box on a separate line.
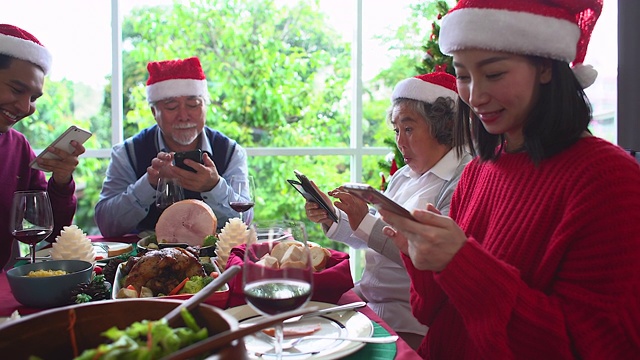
[0, 298, 247, 359]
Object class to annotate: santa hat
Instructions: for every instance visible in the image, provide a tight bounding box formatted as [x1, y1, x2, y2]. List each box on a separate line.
[0, 24, 52, 75]
[146, 57, 209, 103]
[391, 71, 458, 103]
[439, 0, 603, 88]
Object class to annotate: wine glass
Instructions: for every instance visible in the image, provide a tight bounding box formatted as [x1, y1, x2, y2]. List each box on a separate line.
[156, 177, 184, 211]
[243, 220, 314, 359]
[10, 190, 54, 264]
[229, 175, 255, 223]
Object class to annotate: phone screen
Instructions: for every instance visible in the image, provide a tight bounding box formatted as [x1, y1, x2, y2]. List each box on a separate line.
[342, 183, 415, 220]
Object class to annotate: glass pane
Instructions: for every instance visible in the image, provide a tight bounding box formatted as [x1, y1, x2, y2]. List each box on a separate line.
[121, 0, 353, 148]
[585, 1, 617, 143]
[7, 0, 112, 151]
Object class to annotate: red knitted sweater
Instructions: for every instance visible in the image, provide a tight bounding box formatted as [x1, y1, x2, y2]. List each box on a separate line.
[402, 137, 640, 359]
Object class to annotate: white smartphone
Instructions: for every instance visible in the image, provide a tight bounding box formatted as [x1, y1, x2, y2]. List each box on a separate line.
[29, 125, 92, 172]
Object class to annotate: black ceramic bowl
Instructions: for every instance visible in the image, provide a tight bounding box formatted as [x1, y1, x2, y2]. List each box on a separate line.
[6, 260, 93, 308]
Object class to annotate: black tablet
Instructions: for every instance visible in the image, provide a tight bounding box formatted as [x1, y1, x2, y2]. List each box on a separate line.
[287, 170, 338, 222]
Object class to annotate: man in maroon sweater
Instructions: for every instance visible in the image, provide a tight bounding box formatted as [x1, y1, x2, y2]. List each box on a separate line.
[0, 24, 85, 270]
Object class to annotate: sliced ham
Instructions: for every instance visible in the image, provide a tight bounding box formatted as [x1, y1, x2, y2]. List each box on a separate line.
[262, 323, 322, 337]
[155, 199, 217, 246]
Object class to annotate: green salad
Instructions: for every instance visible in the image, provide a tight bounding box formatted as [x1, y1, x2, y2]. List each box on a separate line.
[74, 307, 208, 360]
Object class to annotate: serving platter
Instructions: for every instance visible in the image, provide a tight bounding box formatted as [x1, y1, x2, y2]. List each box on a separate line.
[111, 256, 229, 308]
[226, 301, 374, 359]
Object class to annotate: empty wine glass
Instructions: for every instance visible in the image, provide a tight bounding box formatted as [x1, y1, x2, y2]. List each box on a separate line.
[10, 190, 54, 264]
[229, 175, 255, 223]
[243, 220, 313, 359]
[156, 177, 184, 211]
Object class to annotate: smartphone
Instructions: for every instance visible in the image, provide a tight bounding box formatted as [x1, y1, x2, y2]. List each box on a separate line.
[29, 125, 92, 172]
[287, 169, 339, 222]
[174, 150, 204, 172]
[342, 183, 416, 220]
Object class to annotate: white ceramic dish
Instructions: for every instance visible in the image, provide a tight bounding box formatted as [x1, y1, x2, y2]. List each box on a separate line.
[226, 301, 374, 359]
[34, 242, 133, 263]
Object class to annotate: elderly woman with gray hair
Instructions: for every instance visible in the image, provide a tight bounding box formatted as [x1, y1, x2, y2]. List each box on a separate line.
[304, 71, 472, 349]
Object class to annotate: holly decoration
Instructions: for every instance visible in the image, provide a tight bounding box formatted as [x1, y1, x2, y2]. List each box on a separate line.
[379, 0, 456, 191]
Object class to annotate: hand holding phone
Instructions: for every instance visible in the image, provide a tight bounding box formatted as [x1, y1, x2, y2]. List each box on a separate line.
[29, 125, 92, 172]
[173, 150, 204, 173]
[287, 169, 338, 222]
[342, 183, 416, 220]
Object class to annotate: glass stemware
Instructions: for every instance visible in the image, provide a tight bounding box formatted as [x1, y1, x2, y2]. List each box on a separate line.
[156, 177, 184, 211]
[243, 220, 313, 359]
[10, 190, 54, 264]
[229, 175, 255, 223]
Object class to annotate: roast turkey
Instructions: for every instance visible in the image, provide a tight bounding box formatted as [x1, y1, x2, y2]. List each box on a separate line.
[155, 199, 217, 246]
[124, 247, 204, 294]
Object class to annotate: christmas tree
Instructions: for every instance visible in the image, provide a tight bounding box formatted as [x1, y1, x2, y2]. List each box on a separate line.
[378, 0, 455, 191]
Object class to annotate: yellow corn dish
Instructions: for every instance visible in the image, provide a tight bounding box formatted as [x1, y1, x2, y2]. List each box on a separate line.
[25, 269, 68, 277]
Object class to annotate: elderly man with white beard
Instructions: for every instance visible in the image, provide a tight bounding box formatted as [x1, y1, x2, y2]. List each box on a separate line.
[95, 57, 249, 237]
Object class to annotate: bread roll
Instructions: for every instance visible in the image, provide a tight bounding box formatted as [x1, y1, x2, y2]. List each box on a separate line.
[256, 254, 279, 269]
[270, 242, 291, 263]
[281, 244, 308, 265]
[280, 260, 307, 269]
[310, 246, 330, 271]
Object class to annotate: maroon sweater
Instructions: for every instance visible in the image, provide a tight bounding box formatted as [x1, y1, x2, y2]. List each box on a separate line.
[0, 129, 76, 270]
[403, 137, 640, 359]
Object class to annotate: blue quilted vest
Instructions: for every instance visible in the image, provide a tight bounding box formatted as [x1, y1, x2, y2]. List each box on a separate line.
[124, 124, 236, 232]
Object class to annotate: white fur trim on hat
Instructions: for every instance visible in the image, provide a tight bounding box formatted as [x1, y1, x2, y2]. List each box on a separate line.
[440, 8, 580, 63]
[392, 78, 457, 103]
[146, 78, 209, 103]
[0, 33, 52, 74]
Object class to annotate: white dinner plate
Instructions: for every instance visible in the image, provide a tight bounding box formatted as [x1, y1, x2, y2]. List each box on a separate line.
[35, 242, 133, 263]
[226, 301, 374, 359]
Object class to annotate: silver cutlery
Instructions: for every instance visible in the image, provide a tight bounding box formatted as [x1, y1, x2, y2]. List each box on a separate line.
[254, 335, 398, 356]
[239, 301, 367, 328]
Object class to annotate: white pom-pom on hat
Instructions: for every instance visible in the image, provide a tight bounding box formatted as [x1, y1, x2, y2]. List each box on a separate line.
[572, 63, 598, 89]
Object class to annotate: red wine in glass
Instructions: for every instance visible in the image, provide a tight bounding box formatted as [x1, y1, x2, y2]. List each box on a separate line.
[229, 201, 255, 213]
[244, 279, 312, 315]
[243, 221, 313, 359]
[229, 175, 255, 223]
[10, 190, 54, 263]
[12, 228, 53, 246]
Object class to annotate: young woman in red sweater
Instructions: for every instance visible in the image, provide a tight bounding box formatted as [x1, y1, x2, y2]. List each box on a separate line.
[380, 0, 640, 359]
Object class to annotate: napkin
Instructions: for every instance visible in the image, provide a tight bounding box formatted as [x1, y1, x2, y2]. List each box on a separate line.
[225, 244, 354, 308]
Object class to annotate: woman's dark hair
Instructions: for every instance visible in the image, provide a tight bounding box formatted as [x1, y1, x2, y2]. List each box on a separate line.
[387, 96, 457, 147]
[453, 57, 592, 164]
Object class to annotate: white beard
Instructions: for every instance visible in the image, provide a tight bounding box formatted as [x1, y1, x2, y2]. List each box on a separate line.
[171, 126, 200, 146]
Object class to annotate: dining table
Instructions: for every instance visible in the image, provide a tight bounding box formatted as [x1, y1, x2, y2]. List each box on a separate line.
[0, 234, 423, 359]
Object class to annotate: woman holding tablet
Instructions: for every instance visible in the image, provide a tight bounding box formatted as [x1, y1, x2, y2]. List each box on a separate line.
[304, 71, 472, 349]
